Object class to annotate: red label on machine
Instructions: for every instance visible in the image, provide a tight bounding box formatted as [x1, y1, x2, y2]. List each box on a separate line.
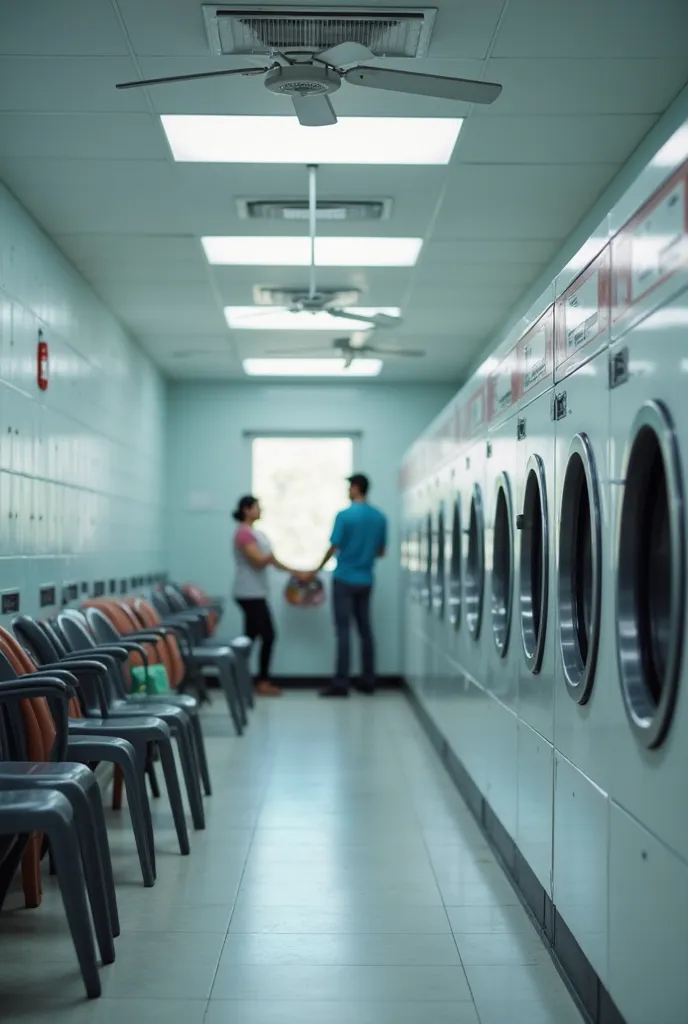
[463, 385, 485, 439]
[555, 247, 610, 371]
[515, 306, 554, 398]
[612, 159, 688, 323]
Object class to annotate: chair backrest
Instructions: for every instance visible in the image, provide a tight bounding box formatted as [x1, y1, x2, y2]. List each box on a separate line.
[84, 606, 121, 646]
[130, 598, 185, 688]
[13, 615, 62, 667]
[0, 628, 56, 762]
[56, 613, 96, 654]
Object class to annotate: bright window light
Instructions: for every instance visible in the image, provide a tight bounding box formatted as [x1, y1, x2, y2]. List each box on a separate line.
[243, 358, 382, 377]
[252, 436, 354, 571]
[161, 115, 462, 165]
[226, 307, 400, 331]
[203, 236, 422, 267]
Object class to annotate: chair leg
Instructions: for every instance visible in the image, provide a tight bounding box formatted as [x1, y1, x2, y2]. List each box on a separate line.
[85, 782, 121, 936]
[174, 723, 205, 831]
[146, 754, 161, 799]
[65, 785, 115, 965]
[48, 811, 102, 998]
[190, 714, 212, 797]
[112, 766, 123, 811]
[157, 739, 190, 856]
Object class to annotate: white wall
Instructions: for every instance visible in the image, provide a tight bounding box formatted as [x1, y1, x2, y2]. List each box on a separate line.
[0, 179, 165, 627]
[164, 382, 454, 677]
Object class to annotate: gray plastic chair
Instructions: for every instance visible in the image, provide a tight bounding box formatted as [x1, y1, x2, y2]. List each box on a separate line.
[0, 788, 101, 998]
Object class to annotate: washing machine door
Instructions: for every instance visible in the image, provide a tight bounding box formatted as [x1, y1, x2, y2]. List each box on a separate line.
[448, 497, 462, 629]
[491, 472, 514, 657]
[465, 483, 485, 639]
[433, 502, 446, 619]
[519, 454, 549, 674]
[616, 400, 685, 749]
[558, 433, 602, 704]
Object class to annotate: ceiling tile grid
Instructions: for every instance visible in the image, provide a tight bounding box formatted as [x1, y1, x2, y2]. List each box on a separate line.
[0, 0, 685, 381]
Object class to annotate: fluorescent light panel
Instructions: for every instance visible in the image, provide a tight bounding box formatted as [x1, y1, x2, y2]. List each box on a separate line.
[225, 307, 400, 331]
[161, 115, 462, 165]
[203, 236, 422, 267]
[243, 358, 382, 377]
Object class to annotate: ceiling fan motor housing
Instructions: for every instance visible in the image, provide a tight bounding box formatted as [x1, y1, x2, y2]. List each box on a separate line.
[264, 65, 341, 97]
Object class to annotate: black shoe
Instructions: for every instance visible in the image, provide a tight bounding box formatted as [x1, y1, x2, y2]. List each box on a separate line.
[355, 683, 375, 695]
[319, 685, 349, 698]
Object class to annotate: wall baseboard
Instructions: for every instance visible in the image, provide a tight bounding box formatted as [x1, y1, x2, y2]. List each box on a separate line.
[271, 675, 404, 689]
[404, 683, 627, 1024]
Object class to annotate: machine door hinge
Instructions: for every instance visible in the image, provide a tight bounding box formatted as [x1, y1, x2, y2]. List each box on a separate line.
[516, 417, 526, 441]
[465, 456, 471, 470]
[486, 441, 493, 458]
[552, 391, 567, 421]
[609, 347, 629, 390]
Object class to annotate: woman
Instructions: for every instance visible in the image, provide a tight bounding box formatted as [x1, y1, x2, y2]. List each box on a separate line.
[232, 494, 304, 697]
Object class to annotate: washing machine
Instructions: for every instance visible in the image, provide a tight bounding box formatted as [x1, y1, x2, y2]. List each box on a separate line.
[513, 304, 558, 897]
[606, 154, 688, 867]
[551, 240, 615, 986]
[460, 384, 489, 689]
[446, 465, 463, 635]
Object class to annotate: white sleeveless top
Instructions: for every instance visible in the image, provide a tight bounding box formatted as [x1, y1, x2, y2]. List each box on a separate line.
[233, 525, 272, 599]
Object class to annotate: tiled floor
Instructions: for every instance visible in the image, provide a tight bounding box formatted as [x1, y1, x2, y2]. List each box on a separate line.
[0, 692, 585, 1023]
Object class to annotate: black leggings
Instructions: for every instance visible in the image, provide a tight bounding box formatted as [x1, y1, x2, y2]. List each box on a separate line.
[236, 598, 276, 680]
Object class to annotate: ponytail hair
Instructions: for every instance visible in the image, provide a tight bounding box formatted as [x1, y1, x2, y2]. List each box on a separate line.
[232, 494, 258, 523]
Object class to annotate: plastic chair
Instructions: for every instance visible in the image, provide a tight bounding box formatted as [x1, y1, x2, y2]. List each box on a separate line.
[0, 669, 116, 976]
[2, 626, 189, 861]
[52, 614, 206, 832]
[0, 789, 101, 998]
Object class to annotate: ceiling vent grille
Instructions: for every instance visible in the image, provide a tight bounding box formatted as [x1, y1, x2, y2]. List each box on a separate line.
[202, 6, 436, 58]
[252, 285, 362, 307]
[237, 198, 391, 222]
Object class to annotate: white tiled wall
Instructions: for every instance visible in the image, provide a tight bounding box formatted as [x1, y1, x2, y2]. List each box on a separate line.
[0, 179, 165, 627]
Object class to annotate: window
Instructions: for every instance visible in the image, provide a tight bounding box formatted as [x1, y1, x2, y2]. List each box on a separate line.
[251, 436, 354, 570]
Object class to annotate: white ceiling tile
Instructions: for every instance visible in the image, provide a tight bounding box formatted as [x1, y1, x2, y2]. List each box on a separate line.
[55, 233, 202, 263]
[0, 57, 147, 112]
[93, 279, 218, 309]
[482, 58, 688, 115]
[0, 113, 169, 160]
[434, 163, 621, 241]
[117, 300, 226, 335]
[410, 259, 546, 289]
[408, 280, 527, 311]
[420, 239, 559, 265]
[0, 0, 130, 55]
[0, 159, 186, 234]
[494, 0, 688, 58]
[457, 113, 658, 164]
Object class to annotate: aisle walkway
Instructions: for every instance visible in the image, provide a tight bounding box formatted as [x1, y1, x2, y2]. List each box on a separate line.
[0, 693, 584, 1023]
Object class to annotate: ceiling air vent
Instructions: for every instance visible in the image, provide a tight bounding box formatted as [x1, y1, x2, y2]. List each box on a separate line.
[237, 198, 391, 222]
[202, 6, 437, 58]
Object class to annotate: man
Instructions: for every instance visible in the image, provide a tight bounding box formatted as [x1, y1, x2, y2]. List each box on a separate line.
[313, 473, 387, 698]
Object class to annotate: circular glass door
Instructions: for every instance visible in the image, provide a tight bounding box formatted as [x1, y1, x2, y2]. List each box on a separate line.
[616, 400, 684, 749]
[558, 433, 602, 704]
[491, 473, 514, 657]
[465, 484, 485, 639]
[433, 503, 446, 618]
[448, 498, 462, 629]
[519, 455, 549, 673]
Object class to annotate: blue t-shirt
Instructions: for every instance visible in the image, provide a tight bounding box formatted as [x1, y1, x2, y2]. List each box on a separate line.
[331, 502, 388, 586]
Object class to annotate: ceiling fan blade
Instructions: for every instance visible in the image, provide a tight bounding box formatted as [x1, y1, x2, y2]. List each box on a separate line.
[327, 308, 374, 326]
[344, 66, 502, 105]
[316, 42, 375, 67]
[291, 93, 337, 127]
[328, 308, 402, 329]
[364, 346, 425, 357]
[116, 66, 270, 90]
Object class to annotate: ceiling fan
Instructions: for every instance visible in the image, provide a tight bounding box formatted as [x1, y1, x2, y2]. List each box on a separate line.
[228, 164, 405, 331]
[268, 334, 425, 368]
[116, 41, 502, 127]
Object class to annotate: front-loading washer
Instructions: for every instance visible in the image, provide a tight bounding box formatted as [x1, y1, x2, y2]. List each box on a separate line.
[606, 155, 688, 865]
[460, 384, 488, 689]
[552, 245, 614, 791]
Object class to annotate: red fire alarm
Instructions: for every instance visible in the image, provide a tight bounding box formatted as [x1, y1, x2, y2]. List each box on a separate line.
[37, 330, 49, 391]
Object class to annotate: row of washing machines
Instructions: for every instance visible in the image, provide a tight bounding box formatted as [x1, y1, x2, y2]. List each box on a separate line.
[401, 119, 688, 1024]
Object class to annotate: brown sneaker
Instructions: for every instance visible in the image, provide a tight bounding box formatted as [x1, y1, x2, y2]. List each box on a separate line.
[255, 680, 282, 697]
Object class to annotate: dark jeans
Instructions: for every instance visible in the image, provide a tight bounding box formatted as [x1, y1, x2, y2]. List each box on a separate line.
[333, 580, 375, 691]
[236, 598, 276, 680]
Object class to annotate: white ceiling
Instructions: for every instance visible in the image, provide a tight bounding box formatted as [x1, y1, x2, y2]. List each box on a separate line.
[0, 0, 686, 383]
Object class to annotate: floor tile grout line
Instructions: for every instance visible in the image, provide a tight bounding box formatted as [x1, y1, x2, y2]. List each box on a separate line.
[202, 712, 276, 1014]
